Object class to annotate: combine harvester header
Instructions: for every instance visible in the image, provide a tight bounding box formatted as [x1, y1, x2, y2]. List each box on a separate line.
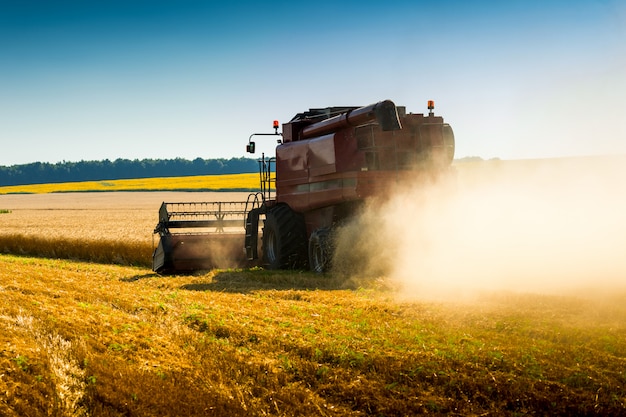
[152, 199, 259, 273]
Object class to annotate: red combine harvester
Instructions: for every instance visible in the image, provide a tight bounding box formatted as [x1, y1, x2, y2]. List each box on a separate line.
[152, 99, 454, 274]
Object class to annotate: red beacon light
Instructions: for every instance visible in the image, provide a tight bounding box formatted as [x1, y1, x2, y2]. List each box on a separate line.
[273, 120, 280, 134]
[427, 100, 435, 115]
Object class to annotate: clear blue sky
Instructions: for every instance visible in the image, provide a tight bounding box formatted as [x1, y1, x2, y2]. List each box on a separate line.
[1, 1, 624, 166]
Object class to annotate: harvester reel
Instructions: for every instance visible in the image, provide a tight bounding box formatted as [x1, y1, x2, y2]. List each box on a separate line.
[308, 228, 333, 273]
[262, 204, 307, 269]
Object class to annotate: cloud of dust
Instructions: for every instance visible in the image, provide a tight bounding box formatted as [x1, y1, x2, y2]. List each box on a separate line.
[332, 156, 626, 301]
[160, 233, 248, 273]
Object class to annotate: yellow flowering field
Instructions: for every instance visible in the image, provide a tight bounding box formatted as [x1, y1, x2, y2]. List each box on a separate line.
[0, 173, 260, 194]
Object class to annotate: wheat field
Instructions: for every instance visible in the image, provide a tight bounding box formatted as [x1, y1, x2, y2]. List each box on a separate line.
[0, 191, 252, 267]
[2, 254, 625, 416]
[0, 191, 250, 241]
[1, 162, 625, 415]
[0, 173, 259, 267]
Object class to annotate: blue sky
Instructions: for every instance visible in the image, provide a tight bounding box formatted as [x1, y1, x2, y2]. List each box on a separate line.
[1, 1, 625, 166]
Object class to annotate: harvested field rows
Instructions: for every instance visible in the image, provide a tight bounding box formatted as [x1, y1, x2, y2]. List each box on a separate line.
[1, 255, 625, 416]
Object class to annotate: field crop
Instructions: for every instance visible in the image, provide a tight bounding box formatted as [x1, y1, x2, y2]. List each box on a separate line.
[1, 158, 626, 415]
[0, 174, 260, 267]
[0, 191, 251, 268]
[0, 173, 260, 194]
[1, 255, 625, 416]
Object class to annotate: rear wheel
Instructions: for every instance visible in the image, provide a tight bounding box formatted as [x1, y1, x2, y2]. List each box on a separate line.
[262, 204, 307, 269]
[309, 228, 332, 273]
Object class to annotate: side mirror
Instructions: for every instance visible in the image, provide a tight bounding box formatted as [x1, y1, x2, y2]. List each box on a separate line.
[246, 141, 256, 154]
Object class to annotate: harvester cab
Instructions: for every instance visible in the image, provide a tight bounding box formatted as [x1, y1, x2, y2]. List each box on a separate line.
[152, 99, 454, 274]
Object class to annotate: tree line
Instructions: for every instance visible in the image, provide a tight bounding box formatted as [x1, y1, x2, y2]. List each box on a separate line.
[0, 157, 259, 186]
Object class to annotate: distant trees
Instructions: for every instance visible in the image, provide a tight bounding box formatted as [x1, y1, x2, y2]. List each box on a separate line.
[0, 157, 259, 186]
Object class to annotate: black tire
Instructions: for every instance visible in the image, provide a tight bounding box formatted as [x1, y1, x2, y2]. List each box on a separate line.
[309, 228, 332, 273]
[262, 204, 307, 269]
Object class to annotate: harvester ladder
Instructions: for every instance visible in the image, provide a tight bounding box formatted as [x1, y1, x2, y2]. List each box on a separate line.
[244, 192, 265, 260]
[258, 155, 276, 202]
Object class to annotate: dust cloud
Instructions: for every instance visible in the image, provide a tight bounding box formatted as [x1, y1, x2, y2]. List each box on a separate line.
[332, 156, 626, 301]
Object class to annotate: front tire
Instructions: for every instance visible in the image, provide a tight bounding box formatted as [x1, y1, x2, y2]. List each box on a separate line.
[262, 204, 307, 269]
